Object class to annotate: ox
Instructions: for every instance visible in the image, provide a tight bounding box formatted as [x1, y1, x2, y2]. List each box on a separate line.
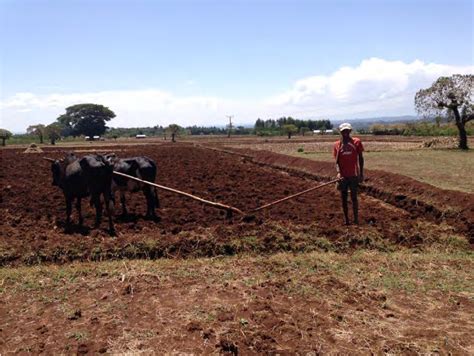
[105, 154, 160, 220]
[46, 153, 115, 235]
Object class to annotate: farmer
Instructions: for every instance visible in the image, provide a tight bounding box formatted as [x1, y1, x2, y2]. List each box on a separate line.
[333, 122, 364, 225]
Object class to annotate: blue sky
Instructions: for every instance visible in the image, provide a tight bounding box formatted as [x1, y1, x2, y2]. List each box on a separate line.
[1, 0, 473, 132]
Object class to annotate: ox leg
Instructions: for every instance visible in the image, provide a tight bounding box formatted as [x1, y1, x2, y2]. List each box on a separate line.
[104, 192, 116, 236]
[154, 188, 160, 209]
[92, 194, 102, 228]
[65, 197, 73, 230]
[120, 191, 128, 216]
[144, 186, 156, 219]
[76, 197, 83, 226]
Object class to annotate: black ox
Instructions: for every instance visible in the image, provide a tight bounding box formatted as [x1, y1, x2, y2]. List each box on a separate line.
[45, 153, 115, 234]
[105, 154, 160, 220]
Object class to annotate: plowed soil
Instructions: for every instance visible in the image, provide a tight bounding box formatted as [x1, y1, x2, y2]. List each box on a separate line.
[1, 143, 472, 266]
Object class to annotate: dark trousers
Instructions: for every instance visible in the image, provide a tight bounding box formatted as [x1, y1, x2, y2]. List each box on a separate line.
[338, 176, 359, 224]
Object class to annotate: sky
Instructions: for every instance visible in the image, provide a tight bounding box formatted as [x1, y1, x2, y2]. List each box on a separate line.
[0, 0, 473, 133]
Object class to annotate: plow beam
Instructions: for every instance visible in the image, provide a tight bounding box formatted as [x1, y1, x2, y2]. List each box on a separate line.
[112, 171, 244, 217]
[250, 178, 341, 213]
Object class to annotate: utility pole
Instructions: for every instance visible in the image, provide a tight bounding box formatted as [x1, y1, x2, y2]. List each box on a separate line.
[226, 115, 234, 138]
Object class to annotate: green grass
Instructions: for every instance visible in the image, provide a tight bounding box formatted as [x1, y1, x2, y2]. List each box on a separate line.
[298, 149, 474, 193]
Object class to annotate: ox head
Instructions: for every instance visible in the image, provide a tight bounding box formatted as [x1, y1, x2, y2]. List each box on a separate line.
[43, 152, 77, 187]
[43, 157, 62, 186]
[104, 152, 118, 165]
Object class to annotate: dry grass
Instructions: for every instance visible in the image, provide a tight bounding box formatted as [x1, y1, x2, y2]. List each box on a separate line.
[1, 250, 473, 353]
[296, 149, 474, 193]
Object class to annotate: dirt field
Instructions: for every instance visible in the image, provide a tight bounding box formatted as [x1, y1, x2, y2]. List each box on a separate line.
[2, 142, 472, 265]
[1, 140, 473, 353]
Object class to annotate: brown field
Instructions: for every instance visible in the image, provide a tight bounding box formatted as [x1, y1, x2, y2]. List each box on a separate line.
[1, 136, 473, 354]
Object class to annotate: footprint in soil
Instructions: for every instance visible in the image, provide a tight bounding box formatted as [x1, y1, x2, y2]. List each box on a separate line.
[77, 343, 88, 354]
[217, 339, 238, 355]
[116, 214, 139, 223]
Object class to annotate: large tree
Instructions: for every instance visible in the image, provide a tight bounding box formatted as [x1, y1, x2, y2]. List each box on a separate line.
[57, 103, 115, 137]
[0, 129, 12, 146]
[415, 74, 473, 150]
[26, 124, 46, 144]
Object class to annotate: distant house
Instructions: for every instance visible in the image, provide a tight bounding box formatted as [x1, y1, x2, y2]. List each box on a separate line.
[85, 135, 103, 141]
[313, 129, 334, 135]
[136, 134, 147, 139]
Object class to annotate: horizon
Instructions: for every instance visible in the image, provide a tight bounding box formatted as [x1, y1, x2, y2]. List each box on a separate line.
[7, 114, 423, 135]
[1, 0, 473, 133]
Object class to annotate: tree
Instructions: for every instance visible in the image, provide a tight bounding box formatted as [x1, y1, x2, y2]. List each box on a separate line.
[300, 126, 310, 136]
[45, 122, 63, 145]
[282, 124, 298, 139]
[255, 118, 265, 129]
[57, 103, 115, 137]
[166, 124, 182, 142]
[226, 115, 234, 138]
[415, 74, 473, 150]
[26, 124, 46, 144]
[0, 129, 12, 146]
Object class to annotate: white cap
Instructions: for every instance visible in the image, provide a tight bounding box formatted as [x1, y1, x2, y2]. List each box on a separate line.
[339, 122, 352, 131]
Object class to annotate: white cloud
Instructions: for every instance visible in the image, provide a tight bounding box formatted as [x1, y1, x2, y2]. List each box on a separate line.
[263, 58, 473, 118]
[1, 57, 473, 132]
[0, 89, 241, 130]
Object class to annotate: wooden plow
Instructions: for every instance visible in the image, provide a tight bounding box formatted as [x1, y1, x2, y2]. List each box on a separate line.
[113, 171, 341, 219]
[249, 178, 341, 213]
[112, 171, 244, 218]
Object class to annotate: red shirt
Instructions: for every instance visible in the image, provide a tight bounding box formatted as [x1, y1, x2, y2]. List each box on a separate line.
[333, 137, 364, 178]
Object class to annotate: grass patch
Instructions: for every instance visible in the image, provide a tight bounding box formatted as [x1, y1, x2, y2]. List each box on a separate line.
[1, 249, 472, 296]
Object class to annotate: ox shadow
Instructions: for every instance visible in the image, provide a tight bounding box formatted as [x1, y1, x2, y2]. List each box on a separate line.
[115, 213, 161, 223]
[56, 222, 92, 236]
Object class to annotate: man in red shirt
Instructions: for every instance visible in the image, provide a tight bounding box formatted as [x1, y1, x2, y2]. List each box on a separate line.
[333, 122, 364, 225]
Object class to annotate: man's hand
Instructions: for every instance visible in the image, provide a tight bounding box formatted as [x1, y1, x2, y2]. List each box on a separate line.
[337, 173, 342, 180]
[359, 174, 364, 183]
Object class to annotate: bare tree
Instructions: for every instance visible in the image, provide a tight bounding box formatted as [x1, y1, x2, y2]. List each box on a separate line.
[415, 74, 473, 150]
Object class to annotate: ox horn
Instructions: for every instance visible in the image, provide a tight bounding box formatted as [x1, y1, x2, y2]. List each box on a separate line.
[43, 157, 56, 162]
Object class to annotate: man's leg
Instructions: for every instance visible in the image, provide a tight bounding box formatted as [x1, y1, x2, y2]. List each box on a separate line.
[340, 180, 350, 225]
[350, 178, 359, 225]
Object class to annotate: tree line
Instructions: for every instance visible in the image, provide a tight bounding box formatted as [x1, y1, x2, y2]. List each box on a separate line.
[255, 117, 332, 137]
[367, 121, 474, 136]
[1, 74, 472, 148]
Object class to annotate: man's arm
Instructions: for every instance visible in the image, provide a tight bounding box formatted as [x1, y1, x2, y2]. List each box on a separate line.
[358, 152, 364, 182]
[334, 143, 341, 179]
